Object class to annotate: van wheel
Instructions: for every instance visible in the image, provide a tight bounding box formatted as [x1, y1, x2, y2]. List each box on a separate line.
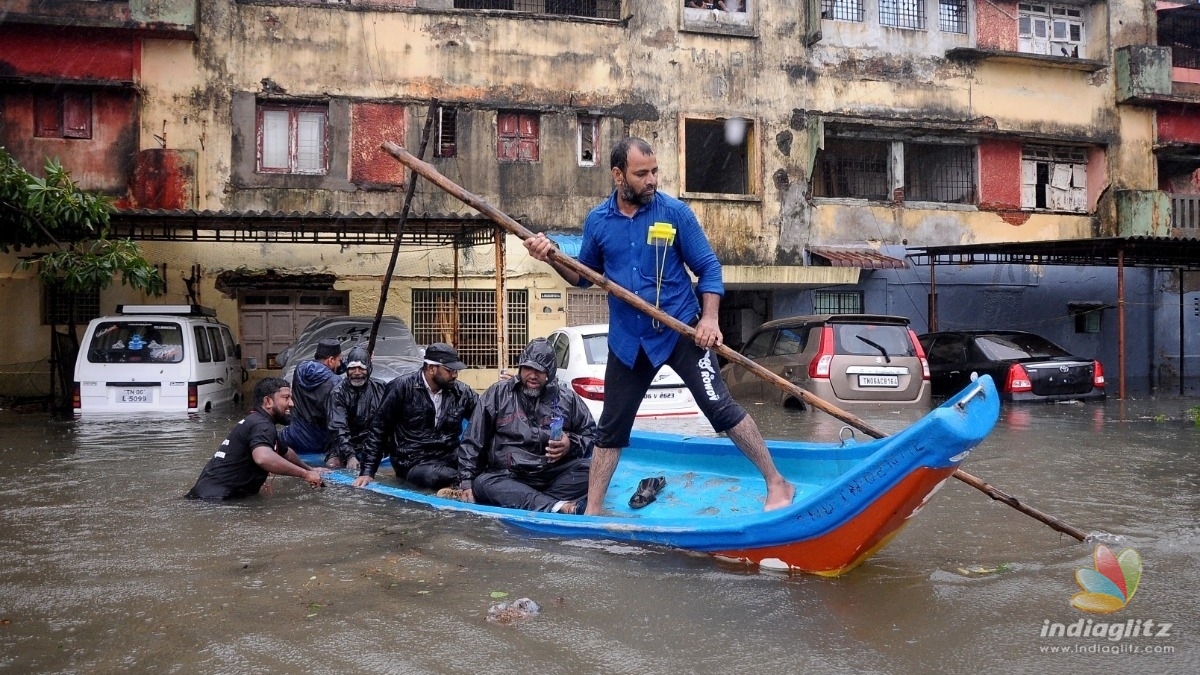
[205, 401, 212, 412]
[783, 397, 808, 411]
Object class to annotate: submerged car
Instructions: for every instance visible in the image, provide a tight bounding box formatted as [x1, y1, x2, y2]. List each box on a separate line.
[722, 314, 931, 408]
[917, 330, 1106, 402]
[278, 315, 423, 383]
[545, 324, 702, 420]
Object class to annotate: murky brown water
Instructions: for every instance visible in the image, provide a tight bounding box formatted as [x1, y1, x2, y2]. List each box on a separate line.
[1, 395, 1196, 674]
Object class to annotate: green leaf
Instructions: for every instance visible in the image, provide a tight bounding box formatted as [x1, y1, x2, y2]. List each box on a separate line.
[489, 591, 509, 599]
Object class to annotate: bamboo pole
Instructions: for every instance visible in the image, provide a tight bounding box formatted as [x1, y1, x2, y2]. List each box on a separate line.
[381, 141, 1089, 542]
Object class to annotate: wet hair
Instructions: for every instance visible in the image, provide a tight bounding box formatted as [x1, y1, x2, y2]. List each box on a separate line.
[610, 137, 655, 172]
[253, 377, 290, 405]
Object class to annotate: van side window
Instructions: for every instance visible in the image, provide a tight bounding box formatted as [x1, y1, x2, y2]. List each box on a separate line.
[221, 327, 237, 360]
[207, 327, 226, 361]
[194, 326, 212, 363]
[772, 328, 805, 356]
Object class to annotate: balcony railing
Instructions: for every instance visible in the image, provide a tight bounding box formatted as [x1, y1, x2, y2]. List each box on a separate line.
[1172, 194, 1200, 231]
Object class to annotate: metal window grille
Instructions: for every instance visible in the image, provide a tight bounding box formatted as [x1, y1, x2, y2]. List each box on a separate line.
[905, 143, 975, 204]
[813, 138, 890, 200]
[566, 289, 609, 326]
[822, 0, 864, 22]
[813, 291, 863, 315]
[1171, 195, 1200, 230]
[454, 0, 621, 19]
[939, 0, 967, 33]
[435, 107, 458, 158]
[880, 0, 925, 29]
[411, 289, 528, 368]
[1159, 9, 1200, 70]
[43, 282, 100, 325]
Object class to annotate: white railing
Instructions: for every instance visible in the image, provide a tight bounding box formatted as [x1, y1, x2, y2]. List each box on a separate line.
[1172, 194, 1200, 230]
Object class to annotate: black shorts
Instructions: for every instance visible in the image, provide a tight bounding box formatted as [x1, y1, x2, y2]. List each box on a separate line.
[596, 336, 746, 449]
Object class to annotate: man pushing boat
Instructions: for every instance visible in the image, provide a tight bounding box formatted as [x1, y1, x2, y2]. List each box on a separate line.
[525, 137, 794, 515]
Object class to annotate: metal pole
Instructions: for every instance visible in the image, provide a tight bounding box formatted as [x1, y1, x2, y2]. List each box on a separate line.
[929, 260, 938, 332]
[1117, 247, 1126, 401]
[1181, 267, 1186, 397]
[495, 227, 507, 373]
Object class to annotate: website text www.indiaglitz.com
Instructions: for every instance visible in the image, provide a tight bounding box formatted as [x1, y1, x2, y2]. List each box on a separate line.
[1039, 643, 1176, 655]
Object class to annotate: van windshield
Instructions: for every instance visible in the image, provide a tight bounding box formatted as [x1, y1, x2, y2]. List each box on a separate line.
[833, 324, 915, 358]
[87, 321, 185, 364]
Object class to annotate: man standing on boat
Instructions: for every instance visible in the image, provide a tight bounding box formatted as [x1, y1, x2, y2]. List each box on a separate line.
[326, 346, 384, 473]
[448, 338, 596, 514]
[524, 137, 794, 515]
[354, 343, 478, 490]
[186, 377, 326, 500]
[279, 338, 343, 465]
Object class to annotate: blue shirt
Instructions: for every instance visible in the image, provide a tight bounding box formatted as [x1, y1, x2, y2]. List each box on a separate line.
[576, 190, 724, 368]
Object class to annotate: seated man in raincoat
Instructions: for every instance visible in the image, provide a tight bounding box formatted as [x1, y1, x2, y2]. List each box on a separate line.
[447, 338, 596, 515]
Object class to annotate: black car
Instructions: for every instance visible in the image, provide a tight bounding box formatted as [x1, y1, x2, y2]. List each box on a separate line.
[917, 330, 1105, 402]
[278, 315, 423, 383]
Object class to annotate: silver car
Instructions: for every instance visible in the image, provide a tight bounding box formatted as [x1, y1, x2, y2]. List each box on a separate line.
[721, 314, 931, 408]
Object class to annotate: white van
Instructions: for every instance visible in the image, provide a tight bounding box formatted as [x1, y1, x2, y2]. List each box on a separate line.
[73, 305, 244, 413]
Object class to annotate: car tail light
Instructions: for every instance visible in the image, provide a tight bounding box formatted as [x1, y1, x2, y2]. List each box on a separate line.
[808, 325, 835, 379]
[571, 377, 606, 401]
[1093, 360, 1106, 388]
[1004, 364, 1033, 393]
[72, 382, 81, 409]
[188, 383, 199, 410]
[908, 328, 930, 380]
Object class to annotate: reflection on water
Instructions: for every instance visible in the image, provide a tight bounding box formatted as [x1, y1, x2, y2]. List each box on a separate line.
[0, 396, 1197, 673]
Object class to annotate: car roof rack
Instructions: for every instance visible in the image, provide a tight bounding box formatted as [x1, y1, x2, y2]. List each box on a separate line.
[115, 304, 217, 317]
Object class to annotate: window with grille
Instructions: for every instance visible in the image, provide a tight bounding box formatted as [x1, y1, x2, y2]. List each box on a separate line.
[813, 291, 863, 315]
[1158, 8, 1200, 70]
[822, 0, 864, 22]
[813, 138, 890, 200]
[684, 118, 754, 195]
[453, 0, 621, 19]
[567, 288, 609, 326]
[1021, 145, 1088, 212]
[34, 91, 92, 139]
[880, 0, 924, 29]
[435, 107, 458, 158]
[411, 289, 529, 368]
[497, 111, 540, 162]
[1018, 4, 1085, 58]
[42, 282, 100, 325]
[257, 103, 328, 174]
[939, 0, 968, 33]
[905, 143, 975, 203]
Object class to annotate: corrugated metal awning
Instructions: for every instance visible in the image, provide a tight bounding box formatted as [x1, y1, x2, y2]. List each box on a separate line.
[808, 246, 909, 269]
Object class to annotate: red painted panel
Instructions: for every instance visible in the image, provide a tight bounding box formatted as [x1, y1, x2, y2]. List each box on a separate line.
[350, 103, 406, 186]
[0, 25, 136, 81]
[976, 0, 1019, 52]
[128, 149, 196, 210]
[1158, 106, 1200, 145]
[978, 139, 1023, 210]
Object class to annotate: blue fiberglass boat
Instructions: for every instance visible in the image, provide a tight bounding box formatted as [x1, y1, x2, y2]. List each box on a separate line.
[312, 375, 999, 575]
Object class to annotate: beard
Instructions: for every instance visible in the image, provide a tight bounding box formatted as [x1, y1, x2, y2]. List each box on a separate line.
[272, 408, 292, 425]
[619, 181, 655, 207]
[520, 382, 544, 399]
[348, 374, 369, 387]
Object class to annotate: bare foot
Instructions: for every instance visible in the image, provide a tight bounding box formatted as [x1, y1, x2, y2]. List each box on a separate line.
[764, 480, 795, 511]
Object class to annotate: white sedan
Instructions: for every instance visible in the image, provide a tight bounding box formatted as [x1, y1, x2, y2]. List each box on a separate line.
[545, 324, 702, 421]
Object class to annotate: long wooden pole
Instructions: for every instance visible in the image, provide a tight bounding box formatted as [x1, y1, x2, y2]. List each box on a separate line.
[381, 141, 1089, 542]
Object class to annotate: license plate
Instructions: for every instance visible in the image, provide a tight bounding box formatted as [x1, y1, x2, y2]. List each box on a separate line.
[645, 390, 677, 400]
[120, 388, 149, 403]
[858, 375, 898, 388]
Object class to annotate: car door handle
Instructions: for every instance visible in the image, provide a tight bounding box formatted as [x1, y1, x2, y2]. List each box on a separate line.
[783, 367, 794, 377]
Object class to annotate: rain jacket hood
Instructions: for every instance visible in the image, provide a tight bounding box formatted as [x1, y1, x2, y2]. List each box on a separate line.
[517, 338, 557, 381]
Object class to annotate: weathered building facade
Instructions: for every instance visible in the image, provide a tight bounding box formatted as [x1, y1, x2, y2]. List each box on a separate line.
[2, 0, 1197, 395]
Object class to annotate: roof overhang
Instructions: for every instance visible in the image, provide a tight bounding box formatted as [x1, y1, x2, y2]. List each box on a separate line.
[722, 265, 861, 290]
[808, 246, 908, 269]
[908, 236, 1200, 270]
[108, 209, 501, 248]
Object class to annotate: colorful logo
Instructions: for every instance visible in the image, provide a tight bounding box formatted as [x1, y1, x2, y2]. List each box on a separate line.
[1071, 544, 1142, 614]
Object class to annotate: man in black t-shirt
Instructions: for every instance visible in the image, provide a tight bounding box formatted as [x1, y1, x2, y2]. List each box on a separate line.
[186, 377, 327, 500]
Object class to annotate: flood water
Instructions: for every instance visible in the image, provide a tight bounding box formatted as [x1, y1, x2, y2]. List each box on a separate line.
[1, 394, 1197, 674]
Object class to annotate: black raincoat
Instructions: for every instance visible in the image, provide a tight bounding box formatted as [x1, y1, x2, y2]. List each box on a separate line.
[361, 368, 479, 478]
[457, 338, 596, 490]
[326, 376, 385, 464]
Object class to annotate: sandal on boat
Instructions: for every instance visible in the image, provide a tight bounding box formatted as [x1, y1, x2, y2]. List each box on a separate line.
[628, 476, 666, 509]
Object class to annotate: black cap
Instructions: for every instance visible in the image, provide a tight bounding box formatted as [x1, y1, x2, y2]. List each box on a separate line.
[424, 342, 467, 371]
[314, 338, 341, 360]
